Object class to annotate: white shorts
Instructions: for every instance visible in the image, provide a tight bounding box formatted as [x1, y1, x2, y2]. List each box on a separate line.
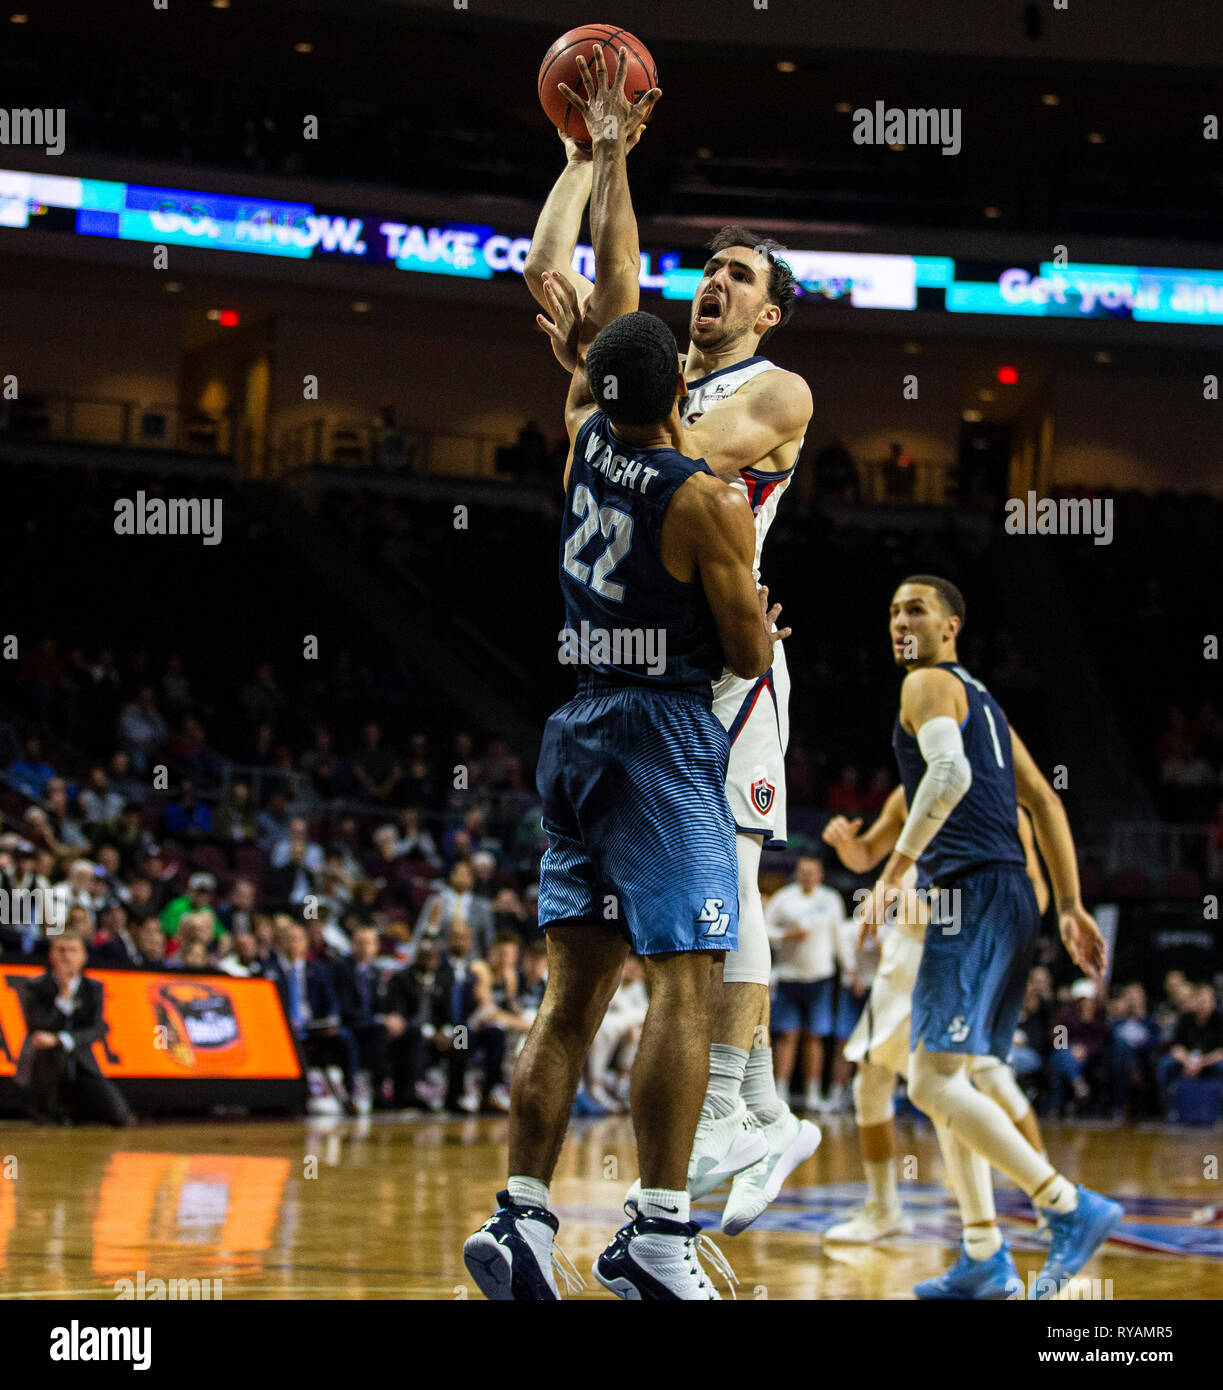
[713, 639, 790, 849]
[843, 925, 924, 1077]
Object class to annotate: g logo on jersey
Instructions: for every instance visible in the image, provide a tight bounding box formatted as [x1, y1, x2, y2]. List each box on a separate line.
[750, 777, 776, 815]
[697, 898, 731, 937]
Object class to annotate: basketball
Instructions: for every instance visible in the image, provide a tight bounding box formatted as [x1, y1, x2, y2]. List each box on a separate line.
[537, 24, 659, 143]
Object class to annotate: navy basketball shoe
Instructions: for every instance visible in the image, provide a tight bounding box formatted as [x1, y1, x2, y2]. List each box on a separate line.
[594, 1216, 738, 1300]
[463, 1191, 585, 1300]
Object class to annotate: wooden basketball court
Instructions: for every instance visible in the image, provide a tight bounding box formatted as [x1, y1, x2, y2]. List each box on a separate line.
[2, 1114, 1220, 1300]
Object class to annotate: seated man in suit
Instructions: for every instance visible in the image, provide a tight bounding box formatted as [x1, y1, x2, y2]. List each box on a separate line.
[15, 931, 132, 1126]
[383, 935, 456, 1109]
[332, 925, 395, 1108]
[274, 922, 359, 1115]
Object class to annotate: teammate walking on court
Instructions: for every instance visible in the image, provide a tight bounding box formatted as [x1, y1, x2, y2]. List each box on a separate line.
[857, 576, 1122, 1299]
[464, 47, 781, 1301]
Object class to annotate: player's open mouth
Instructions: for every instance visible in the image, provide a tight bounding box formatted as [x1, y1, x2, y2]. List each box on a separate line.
[694, 294, 722, 326]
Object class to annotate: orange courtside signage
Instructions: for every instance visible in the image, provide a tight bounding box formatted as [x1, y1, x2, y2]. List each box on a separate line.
[0, 966, 301, 1079]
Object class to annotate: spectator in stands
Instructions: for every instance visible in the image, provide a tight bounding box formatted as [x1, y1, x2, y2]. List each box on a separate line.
[111, 805, 153, 871]
[766, 855, 850, 1112]
[400, 750, 435, 808]
[219, 877, 258, 937]
[0, 841, 50, 953]
[515, 418, 548, 477]
[161, 872, 221, 943]
[518, 940, 548, 1012]
[78, 766, 124, 832]
[90, 904, 139, 967]
[169, 715, 224, 785]
[353, 722, 401, 803]
[217, 931, 261, 977]
[125, 916, 165, 966]
[240, 661, 285, 728]
[333, 925, 395, 1108]
[8, 735, 56, 800]
[50, 860, 105, 934]
[1049, 979, 1110, 1115]
[14, 931, 132, 1126]
[1208, 799, 1223, 885]
[159, 652, 193, 718]
[826, 766, 865, 815]
[299, 727, 348, 800]
[107, 750, 146, 807]
[117, 685, 169, 773]
[213, 782, 257, 846]
[272, 922, 357, 1115]
[1157, 984, 1223, 1114]
[270, 816, 324, 873]
[1156, 970, 1195, 1043]
[175, 939, 211, 971]
[460, 935, 530, 1113]
[385, 935, 455, 1110]
[328, 816, 365, 884]
[443, 806, 500, 866]
[257, 788, 291, 852]
[396, 805, 440, 867]
[161, 780, 212, 842]
[582, 954, 648, 1113]
[43, 778, 89, 851]
[1011, 967, 1054, 1092]
[267, 836, 314, 910]
[413, 861, 492, 958]
[483, 739, 522, 794]
[1109, 983, 1159, 1118]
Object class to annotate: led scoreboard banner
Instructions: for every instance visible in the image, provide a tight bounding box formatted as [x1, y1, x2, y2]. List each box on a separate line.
[5, 166, 1223, 326]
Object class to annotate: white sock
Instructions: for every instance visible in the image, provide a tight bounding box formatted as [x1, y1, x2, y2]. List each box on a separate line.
[777, 1078, 790, 1105]
[742, 1046, 783, 1125]
[701, 1043, 749, 1120]
[863, 1158, 899, 1210]
[1034, 1175, 1078, 1214]
[964, 1225, 1003, 1260]
[507, 1176, 550, 1211]
[638, 1187, 690, 1223]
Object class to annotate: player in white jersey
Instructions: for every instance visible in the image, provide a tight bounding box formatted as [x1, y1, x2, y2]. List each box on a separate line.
[822, 787, 1053, 1255]
[527, 112, 816, 1232]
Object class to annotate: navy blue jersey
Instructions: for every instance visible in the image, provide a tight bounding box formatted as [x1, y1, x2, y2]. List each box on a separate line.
[558, 411, 723, 691]
[893, 662, 1026, 884]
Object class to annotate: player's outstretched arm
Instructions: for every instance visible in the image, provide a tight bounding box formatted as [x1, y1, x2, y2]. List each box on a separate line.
[679, 477, 781, 680]
[823, 784, 907, 874]
[524, 134, 596, 314]
[560, 45, 659, 352]
[686, 368, 812, 481]
[1010, 727, 1106, 977]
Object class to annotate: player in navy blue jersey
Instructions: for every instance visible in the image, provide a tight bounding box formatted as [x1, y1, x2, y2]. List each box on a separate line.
[858, 576, 1123, 1300]
[464, 46, 782, 1301]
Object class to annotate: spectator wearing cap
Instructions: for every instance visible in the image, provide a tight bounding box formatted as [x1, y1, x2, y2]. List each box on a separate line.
[161, 872, 222, 943]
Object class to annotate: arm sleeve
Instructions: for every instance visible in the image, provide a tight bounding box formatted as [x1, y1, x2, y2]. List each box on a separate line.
[894, 715, 973, 863]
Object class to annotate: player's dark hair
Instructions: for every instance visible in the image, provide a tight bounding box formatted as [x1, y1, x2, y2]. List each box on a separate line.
[585, 311, 680, 426]
[707, 225, 798, 346]
[902, 574, 966, 628]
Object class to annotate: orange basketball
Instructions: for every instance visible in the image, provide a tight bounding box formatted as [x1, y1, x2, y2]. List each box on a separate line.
[537, 24, 658, 144]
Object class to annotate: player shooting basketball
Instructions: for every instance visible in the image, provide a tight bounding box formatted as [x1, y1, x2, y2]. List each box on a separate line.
[529, 49, 817, 1237]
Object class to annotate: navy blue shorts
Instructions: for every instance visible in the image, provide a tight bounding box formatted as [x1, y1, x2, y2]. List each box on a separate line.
[771, 977, 835, 1035]
[910, 862, 1040, 1061]
[835, 983, 868, 1040]
[535, 684, 738, 957]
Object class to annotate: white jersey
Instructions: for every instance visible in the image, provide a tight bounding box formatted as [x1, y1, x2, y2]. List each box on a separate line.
[681, 356, 803, 573]
[764, 882, 849, 982]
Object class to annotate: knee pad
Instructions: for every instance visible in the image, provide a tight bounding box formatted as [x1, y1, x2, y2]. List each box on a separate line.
[971, 1057, 1031, 1123]
[853, 1061, 896, 1128]
[722, 834, 771, 986]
